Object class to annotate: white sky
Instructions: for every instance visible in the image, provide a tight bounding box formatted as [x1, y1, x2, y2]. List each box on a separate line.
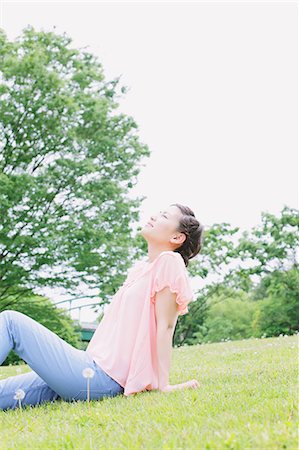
[1, 1, 298, 322]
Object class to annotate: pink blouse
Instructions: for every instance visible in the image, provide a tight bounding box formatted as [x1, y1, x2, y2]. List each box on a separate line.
[86, 250, 194, 397]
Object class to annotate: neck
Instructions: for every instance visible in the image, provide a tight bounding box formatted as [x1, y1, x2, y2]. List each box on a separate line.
[146, 244, 174, 263]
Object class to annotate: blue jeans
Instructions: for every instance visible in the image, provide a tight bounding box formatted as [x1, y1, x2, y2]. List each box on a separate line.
[0, 310, 124, 411]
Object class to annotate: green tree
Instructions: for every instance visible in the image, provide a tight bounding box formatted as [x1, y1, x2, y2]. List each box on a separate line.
[173, 291, 208, 346]
[251, 268, 299, 337]
[184, 207, 298, 303]
[0, 26, 149, 309]
[173, 206, 298, 345]
[227, 206, 299, 290]
[195, 288, 257, 343]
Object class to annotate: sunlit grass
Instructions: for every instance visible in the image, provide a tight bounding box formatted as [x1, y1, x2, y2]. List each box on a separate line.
[0, 334, 298, 449]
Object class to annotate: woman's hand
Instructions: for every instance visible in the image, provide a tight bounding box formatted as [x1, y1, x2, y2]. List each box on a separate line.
[179, 379, 200, 390]
[159, 379, 200, 392]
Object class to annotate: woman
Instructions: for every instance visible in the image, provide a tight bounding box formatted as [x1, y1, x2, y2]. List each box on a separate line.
[0, 203, 204, 411]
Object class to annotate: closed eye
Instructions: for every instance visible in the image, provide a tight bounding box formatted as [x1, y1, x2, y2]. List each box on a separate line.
[159, 210, 169, 218]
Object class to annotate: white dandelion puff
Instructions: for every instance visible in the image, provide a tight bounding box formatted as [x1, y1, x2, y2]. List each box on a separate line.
[13, 388, 25, 411]
[82, 367, 95, 404]
[14, 389, 25, 400]
[82, 368, 95, 379]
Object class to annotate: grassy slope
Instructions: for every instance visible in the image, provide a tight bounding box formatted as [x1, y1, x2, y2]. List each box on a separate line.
[0, 334, 298, 450]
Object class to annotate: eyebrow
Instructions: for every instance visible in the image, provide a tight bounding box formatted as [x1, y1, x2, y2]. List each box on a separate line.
[160, 210, 170, 216]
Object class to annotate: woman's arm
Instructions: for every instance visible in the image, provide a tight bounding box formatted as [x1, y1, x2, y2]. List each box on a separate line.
[155, 287, 200, 392]
[156, 326, 174, 389]
[155, 287, 179, 390]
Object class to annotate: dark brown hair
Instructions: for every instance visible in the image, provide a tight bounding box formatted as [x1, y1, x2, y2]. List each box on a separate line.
[170, 203, 204, 268]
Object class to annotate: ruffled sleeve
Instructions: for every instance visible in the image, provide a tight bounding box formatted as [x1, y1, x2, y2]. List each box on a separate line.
[150, 252, 194, 316]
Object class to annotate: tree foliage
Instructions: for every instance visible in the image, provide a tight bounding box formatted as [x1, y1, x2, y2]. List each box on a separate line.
[0, 26, 149, 309]
[175, 206, 298, 345]
[251, 268, 299, 337]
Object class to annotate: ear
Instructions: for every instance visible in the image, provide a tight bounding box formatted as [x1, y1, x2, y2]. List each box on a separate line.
[171, 232, 186, 246]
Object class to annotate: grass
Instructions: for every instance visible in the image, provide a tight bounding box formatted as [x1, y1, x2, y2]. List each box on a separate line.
[0, 334, 298, 449]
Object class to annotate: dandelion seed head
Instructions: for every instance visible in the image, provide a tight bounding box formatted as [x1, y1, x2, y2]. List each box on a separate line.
[14, 389, 25, 400]
[82, 367, 95, 379]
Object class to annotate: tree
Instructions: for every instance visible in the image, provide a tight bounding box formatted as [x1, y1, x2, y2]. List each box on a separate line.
[201, 295, 257, 343]
[228, 206, 299, 290]
[173, 291, 208, 346]
[251, 268, 299, 337]
[191, 206, 299, 294]
[174, 206, 298, 345]
[0, 26, 150, 310]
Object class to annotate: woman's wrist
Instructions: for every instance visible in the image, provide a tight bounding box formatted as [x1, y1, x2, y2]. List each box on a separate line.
[158, 384, 178, 392]
[159, 380, 200, 392]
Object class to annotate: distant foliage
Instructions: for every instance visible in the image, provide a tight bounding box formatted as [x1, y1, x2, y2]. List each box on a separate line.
[251, 268, 299, 337]
[175, 206, 298, 345]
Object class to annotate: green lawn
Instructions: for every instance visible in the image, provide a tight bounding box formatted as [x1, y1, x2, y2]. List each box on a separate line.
[0, 334, 298, 449]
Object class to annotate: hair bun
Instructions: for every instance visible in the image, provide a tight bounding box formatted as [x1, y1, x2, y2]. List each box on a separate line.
[171, 203, 205, 267]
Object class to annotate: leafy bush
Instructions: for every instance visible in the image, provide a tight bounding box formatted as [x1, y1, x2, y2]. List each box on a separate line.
[251, 269, 299, 337]
[199, 296, 258, 343]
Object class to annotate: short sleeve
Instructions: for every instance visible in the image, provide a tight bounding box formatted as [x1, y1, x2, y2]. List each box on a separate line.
[150, 252, 194, 316]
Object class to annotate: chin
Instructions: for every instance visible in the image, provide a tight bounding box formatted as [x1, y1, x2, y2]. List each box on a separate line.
[138, 227, 147, 237]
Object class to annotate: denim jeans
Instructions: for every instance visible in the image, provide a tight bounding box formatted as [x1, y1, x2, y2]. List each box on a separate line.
[0, 310, 124, 411]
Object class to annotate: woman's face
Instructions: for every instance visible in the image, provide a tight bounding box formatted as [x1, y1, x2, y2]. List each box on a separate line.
[140, 205, 186, 247]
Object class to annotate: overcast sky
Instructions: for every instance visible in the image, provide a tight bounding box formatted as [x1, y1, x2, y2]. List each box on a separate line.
[1, 1, 298, 322]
